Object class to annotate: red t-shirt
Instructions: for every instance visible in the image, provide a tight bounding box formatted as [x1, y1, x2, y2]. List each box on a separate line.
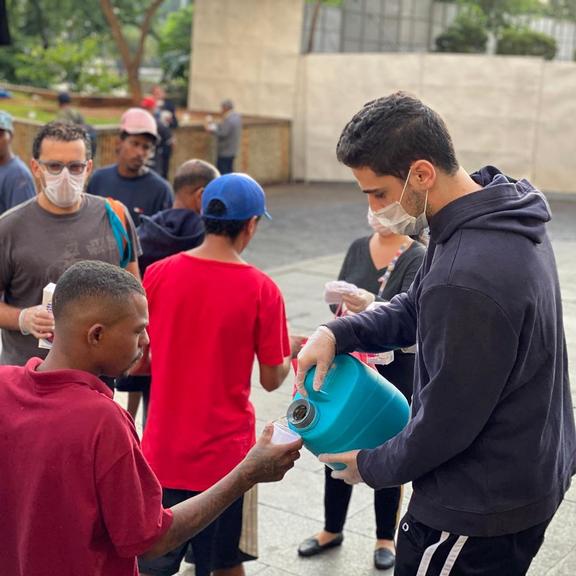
[0, 358, 173, 576]
[142, 253, 290, 491]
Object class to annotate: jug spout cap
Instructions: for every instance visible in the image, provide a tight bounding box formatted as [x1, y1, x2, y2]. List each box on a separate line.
[287, 398, 317, 430]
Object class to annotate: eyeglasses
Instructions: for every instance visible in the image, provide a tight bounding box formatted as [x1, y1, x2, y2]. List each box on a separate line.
[38, 160, 88, 176]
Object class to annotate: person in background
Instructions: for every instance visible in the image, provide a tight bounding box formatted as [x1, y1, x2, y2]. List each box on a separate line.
[87, 107, 173, 226]
[56, 91, 85, 125]
[0, 121, 139, 367]
[0, 110, 35, 215]
[141, 96, 174, 179]
[0, 259, 302, 576]
[298, 214, 425, 570]
[56, 92, 97, 156]
[157, 109, 175, 179]
[117, 159, 220, 423]
[152, 85, 178, 129]
[204, 99, 242, 174]
[139, 173, 295, 576]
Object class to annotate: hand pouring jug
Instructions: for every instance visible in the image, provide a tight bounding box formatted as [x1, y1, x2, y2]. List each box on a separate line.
[286, 354, 410, 469]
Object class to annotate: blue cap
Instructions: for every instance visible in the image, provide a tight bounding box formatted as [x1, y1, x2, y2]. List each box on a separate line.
[0, 111, 13, 133]
[202, 173, 271, 221]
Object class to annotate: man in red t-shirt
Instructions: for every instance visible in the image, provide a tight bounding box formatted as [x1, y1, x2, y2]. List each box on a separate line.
[0, 260, 301, 576]
[141, 173, 294, 576]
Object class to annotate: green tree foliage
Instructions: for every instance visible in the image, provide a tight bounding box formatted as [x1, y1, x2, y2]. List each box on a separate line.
[157, 5, 193, 84]
[1, 0, 124, 91]
[0, 0, 175, 98]
[436, 0, 556, 58]
[12, 38, 125, 92]
[496, 27, 557, 60]
[545, 0, 576, 22]
[436, 7, 489, 53]
[457, 0, 543, 34]
[4, 0, 110, 48]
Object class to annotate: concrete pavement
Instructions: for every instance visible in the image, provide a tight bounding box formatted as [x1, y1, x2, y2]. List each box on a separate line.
[118, 182, 576, 576]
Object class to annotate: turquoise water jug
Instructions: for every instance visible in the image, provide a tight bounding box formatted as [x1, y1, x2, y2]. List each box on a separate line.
[286, 354, 410, 469]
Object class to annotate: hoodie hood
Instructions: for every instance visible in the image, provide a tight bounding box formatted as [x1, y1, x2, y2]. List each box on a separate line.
[137, 208, 205, 273]
[430, 166, 551, 245]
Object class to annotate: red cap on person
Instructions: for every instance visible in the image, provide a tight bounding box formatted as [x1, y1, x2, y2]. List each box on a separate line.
[140, 97, 156, 111]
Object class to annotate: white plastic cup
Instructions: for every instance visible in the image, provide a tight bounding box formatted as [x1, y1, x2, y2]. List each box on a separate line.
[271, 421, 301, 445]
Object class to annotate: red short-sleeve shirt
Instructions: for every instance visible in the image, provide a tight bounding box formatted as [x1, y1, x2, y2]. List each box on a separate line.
[0, 359, 173, 576]
[142, 253, 290, 491]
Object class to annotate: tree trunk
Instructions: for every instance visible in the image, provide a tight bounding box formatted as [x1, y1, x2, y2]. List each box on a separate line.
[99, 0, 166, 104]
[306, 0, 323, 54]
[126, 63, 143, 105]
[30, 0, 50, 49]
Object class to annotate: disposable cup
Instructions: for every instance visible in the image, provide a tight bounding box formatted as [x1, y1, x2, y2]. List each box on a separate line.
[271, 421, 301, 445]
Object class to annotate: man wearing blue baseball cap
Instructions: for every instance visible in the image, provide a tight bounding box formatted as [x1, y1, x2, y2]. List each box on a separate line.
[138, 173, 297, 576]
[0, 110, 35, 214]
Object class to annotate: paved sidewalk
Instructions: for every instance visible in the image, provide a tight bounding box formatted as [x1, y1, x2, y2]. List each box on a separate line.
[115, 183, 576, 576]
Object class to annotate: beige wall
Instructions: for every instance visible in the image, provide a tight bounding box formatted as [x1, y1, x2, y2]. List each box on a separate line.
[188, 0, 304, 119]
[189, 1, 576, 192]
[295, 52, 576, 193]
[533, 62, 576, 192]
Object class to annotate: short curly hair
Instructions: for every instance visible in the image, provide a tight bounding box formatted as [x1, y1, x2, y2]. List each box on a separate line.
[52, 260, 145, 321]
[336, 91, 458, 179]
[32, 121, 92, 160]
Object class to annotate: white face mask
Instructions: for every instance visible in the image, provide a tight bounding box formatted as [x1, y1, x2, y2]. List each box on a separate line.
[42, 168, 85, 208]
[367, 208, 393, 236]
[372, 168, 429, 236]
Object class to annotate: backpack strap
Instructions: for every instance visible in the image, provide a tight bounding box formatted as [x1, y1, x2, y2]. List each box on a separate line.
[104, 198, 132, 269]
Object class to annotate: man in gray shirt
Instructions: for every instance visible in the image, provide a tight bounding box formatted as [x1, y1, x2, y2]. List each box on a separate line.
[205, 99, 242, 174]
[0, 111, 36, 215]
[0, 121, 140, 366]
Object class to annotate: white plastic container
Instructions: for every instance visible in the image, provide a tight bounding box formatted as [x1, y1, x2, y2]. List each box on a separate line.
[38, 282, 56, 349]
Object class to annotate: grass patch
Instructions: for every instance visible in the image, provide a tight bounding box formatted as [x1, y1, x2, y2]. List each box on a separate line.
[0, 91, 121, 125]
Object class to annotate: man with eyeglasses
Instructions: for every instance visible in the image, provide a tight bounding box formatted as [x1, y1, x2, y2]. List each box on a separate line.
[87, 107, 173, 226]
[0, 121, 141, 366]
[0, 110, 35, 215]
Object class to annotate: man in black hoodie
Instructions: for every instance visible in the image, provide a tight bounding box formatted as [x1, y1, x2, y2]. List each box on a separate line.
[118, 159, 219, 420]
[295, 92, 576, 576]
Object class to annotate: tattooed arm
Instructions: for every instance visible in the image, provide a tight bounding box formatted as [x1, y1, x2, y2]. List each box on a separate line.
[141, 423, 302, 560]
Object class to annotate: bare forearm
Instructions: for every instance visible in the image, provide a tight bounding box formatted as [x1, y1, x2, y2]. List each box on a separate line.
[279, 355, 291, 383]
[141, 466, 251, 560]
[260, 356, 291, 392]
[143, 423, 302, 560]
[0, 300, 21, 331]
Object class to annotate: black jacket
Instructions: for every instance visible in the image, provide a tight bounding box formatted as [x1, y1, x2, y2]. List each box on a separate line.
[328, 166, 576, 536]
[138, 208, 204, 275]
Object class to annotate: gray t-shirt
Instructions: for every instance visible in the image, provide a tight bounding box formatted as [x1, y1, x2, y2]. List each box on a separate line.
[0, 194, 141, 365]
[0, 156, 36, 215]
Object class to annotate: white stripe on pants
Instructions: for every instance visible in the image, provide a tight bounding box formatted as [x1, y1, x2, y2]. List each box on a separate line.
[440, 536, 468, 576]
[416, 531, 469, 576]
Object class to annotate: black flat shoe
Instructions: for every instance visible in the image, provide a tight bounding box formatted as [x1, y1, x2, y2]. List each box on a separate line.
[297, 533, 344, 557]
[374, 547, 395, 570]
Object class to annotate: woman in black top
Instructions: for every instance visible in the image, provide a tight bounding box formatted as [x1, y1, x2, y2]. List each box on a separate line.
[298, 209, 426, 570]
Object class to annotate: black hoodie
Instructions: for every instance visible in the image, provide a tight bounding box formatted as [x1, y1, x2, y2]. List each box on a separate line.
[137, 208, 205, 275]
[328, 167, 576, 537]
